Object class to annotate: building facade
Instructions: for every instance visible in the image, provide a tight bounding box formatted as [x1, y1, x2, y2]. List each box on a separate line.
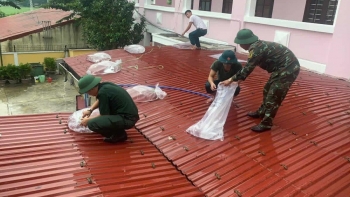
[133, 0, 349, 80]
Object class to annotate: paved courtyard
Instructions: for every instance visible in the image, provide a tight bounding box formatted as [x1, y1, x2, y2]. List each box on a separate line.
[0, 75, 78, 116]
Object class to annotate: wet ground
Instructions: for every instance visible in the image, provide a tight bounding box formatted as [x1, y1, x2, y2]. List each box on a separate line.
[0, 75, 78, 116]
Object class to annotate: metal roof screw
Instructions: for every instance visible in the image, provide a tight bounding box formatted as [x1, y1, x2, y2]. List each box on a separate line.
[187, 81, 191, 84]
[234, 189, 242, 197]
[291, 131, 297, 135]
[280, 164, 288, 170]
[328, 120, 333, 125]
[64, 129, 67, 134]
[143, 113, 147, 118]
[180, 102, 182, 105]
[310, 141, 318, 146]
[346, 111, 350, 115]
[214, 172, 221, 180]
[344, 157, 350, 162]
[160, 126, 165, 131]
[87, 177, 93, 184]
[258, 150, 266, 156]
[168, 136, 176, 141]
[190, 108, 194, 112]
[325, 92, 329, 96]
[302, 112, 306, 115]
[140, 150, 144, 155]
[59, 119, 62, 124]
[234, 135, 240, 140]
[183, 146, 189, 151]
[151, 163, 156, 169]
[326, 104, 331, 108]
[56, 114, 59, 118]
[80, 160, 86, 167]
[309, 98, 313, 102]
[129, 138, 133, 143]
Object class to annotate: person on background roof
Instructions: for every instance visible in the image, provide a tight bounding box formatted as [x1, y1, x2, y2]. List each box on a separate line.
[220, 29, 300, 132]
[78, 75, 139, 143]
[181, 10, 207, 50]
[205, 50, 242, 103]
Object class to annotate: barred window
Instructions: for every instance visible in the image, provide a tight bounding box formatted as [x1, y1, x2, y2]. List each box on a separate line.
[255, 0, 274, 18]
[222, 0, 233, 14]
[303, 0, 338, 25]
[199, 0, 211, 11]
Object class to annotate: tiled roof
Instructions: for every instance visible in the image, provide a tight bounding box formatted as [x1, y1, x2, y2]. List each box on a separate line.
[0, 8, 73, 42]
[64, 46, 350, 196]
[0, 113, 202, 196]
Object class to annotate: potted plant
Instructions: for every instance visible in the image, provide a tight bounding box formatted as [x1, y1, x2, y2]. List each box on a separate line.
[167, 0, 172, 5]
[0, 66, 8, 85]
[43, 57, 56, 76]
[6, 64, 20, 84]
[19, 63, 33, 84]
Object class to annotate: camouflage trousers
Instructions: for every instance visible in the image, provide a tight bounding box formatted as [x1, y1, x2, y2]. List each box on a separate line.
[257, 62, 300, 128]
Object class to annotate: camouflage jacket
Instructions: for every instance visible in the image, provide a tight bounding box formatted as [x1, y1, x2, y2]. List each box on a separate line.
[232, 40, 299, 81]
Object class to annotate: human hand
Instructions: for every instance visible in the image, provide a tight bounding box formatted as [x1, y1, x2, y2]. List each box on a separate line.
[210, 83, 217, 91]
[82, 110, 91, 118]
[219, 79, 233, 86]
[80, 117, 90, 127]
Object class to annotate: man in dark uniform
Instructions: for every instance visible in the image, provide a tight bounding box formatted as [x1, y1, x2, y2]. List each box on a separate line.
[205, 50, 242, 103]
[78, 75, 139, 143]
[221, 29, 300, 132]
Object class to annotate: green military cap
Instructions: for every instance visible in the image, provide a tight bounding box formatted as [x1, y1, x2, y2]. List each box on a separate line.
[78, 75, 101, 94]
[218, 50, 238, 64]
[234, 29, 259, 45]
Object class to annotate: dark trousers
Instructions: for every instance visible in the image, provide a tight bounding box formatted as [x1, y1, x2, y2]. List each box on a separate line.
[189, 29, 207, 48]
[87, 115, 138, 138]
[205, 80, 241, 97]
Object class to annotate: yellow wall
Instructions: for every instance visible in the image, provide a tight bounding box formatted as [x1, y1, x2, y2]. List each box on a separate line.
[1, 54, 15, 65]
[17, 52, 65, 64]
[69, 49, 97, 57]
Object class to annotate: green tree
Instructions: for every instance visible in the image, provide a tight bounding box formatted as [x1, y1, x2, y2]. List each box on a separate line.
[0, 11, 6, 18]
[45, 0, 146, 50]
[0, 1, 20, 9]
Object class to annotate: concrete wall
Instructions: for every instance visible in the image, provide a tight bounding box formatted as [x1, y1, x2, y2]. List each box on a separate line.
[69, 49, 97, 57]
[1, 22, 87, 53]
[272, 0, 307, 21]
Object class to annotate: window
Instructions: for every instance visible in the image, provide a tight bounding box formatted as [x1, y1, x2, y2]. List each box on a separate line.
[222, 0, 233, 14]
[199, 0, 211, 11]
[303, 0, 338, 25]
[255, 0, 274, 18]
[191, 0, 194, 9]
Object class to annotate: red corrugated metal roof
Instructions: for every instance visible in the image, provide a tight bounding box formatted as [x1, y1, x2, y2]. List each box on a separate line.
[0, 8, 73, 42]
[0, 113, 203, 196]
[64, 46, 350, 196]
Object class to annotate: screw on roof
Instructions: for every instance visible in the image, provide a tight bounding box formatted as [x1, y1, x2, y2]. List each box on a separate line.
[87, 177, 93, 184]
[310, 141, 318, 146]
[280, 164, 288, 170]
[234, 189, 242, 197]
[258, 150, 266, 156]
[140, 150, 144, 155]
[234, 135, 240, 140]
[59, 119, 62, 124]
[183, 146, 189, 151]
[160, 126, 165, 131]
[151, 163, 156, 169]
[214, 172, 221, 180]
[64, 129, 67, 134]
[80, 160, 86, 167]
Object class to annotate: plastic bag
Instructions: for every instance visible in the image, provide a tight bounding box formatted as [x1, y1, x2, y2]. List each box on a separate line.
[68, 108, 100, 133]
[126, 83, 167, 102]
[86, 60, 122, 75]
[87, 52, 111, 63]
[124, 45, 145, 54]
[186, 83, 237, 141]
[172, 42, 193, 50]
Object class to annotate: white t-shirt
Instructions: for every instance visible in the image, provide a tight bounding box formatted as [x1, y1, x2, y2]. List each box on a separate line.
[189, 15, 207, 29]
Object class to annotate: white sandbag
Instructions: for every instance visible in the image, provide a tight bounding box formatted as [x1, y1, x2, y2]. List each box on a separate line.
[87, 52, 111, 63]
[186, 83, 237, 141]
[86, 60, 122, 75]
[126, 83, 167, 102]
[68, 108, 100, 133]
[124, 44, 145, 54]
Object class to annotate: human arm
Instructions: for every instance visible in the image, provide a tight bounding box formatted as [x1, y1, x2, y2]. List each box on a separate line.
[208, 69, 217, 91]
[182, 22, 193, 36]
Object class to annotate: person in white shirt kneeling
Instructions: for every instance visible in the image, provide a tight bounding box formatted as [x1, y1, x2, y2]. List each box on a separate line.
[182, 10, 207, 50]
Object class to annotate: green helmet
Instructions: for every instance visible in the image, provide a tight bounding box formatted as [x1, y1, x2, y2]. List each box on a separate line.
[78, 75, 101, 94]
[234, 29, 259, 45]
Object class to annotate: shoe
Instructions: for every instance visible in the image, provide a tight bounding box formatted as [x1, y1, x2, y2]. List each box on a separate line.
[103, 132, 127, 143]
[247, 111, 262, 118]
[251, 125, 271, 132]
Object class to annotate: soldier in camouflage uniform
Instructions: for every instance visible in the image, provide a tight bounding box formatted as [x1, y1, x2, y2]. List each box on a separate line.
[220, 29, 300, 132]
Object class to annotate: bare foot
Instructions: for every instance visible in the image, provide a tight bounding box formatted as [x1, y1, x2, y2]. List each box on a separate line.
[196, 47, 201, 50]
[191, 46, 197, 50]
[206, 97, 214, 103]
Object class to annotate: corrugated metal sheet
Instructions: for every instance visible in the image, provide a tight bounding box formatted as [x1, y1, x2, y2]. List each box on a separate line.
[0, 113, 203, 197]
[63, 46, 350, 196]
[0, 9, 73, 42]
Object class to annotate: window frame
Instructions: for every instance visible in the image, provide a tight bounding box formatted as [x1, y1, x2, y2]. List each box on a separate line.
[302, 0, 338, 25]
[254, 0, 274, 18]
[199, 0, 212, 11]
[222, 0, 233, 14]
